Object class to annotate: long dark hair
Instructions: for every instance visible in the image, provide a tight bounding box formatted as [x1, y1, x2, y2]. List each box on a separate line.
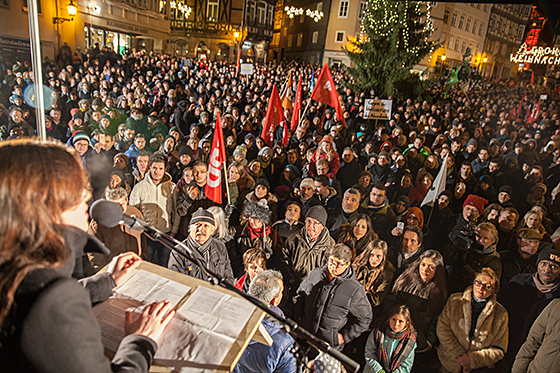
[0, 139, 87, 326]
[353, 239, 389, 292]
[391, 249, 447, 317]
[337, 214, 376, 256]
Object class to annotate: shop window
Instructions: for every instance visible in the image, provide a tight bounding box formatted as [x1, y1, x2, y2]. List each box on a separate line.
[207, 0, 218, 22]
[22, 0, 41, 13]
[338, 0, 348, 18]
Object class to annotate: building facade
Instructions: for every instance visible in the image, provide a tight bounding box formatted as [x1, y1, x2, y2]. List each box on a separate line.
[483, 3, 531, 78]
[169, 0, 275, 63]
[273, 0, 367, 66]
[0, 0, 171, 64]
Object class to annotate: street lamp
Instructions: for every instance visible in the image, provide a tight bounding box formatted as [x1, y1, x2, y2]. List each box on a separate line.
[441, 55, 446, 61]
[53, 0, 77, 24]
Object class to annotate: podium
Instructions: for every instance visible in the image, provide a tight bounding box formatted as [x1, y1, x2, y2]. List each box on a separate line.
[94, 261, 271, 373]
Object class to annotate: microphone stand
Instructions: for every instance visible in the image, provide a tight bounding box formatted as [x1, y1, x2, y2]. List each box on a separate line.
[124, 216, 360, 373]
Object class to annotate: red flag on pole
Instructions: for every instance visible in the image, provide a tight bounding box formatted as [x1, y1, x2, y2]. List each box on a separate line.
[311, 64, 346, 127]
[205, 112, 227, 204]
[235, 48, 241, 76]
[261, 83, 286, 147]
[290, 76, 302, 131]
[530, 71, 534, 85]
[527, 98, 541, 124]
[280, 72, 293, 110]
[517, 94, 526, 118]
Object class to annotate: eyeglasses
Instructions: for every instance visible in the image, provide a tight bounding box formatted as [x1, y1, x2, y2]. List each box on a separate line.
[328, 257, 349, 269]
[473, 279, 493, 291]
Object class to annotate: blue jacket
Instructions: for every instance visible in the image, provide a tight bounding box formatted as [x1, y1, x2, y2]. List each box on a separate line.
[232, 306, 295, 373]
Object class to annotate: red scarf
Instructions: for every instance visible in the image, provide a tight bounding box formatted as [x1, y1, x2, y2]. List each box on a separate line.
[247, 224, 271, 239]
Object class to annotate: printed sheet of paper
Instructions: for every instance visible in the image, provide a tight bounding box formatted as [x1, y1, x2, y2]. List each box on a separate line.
[114, 269, 191, 306]
[93, 269, 191, 352]
[154, 286, 256, 373]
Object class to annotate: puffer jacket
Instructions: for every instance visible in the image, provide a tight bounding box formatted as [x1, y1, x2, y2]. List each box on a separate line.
[129, 172, 179, 234]
[281, 227, 335, 290]
[437, 287, 509, 373]
[512, 298, 560, 373]
[294, 264, 372, 348]
[232, 306, 296, 373]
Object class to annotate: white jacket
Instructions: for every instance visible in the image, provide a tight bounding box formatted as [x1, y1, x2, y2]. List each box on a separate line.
[129, 172, 179, 234]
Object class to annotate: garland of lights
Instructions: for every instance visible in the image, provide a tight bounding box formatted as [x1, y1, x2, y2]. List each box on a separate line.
[284, 6, 324, 22]
[170, 0, 192, 17]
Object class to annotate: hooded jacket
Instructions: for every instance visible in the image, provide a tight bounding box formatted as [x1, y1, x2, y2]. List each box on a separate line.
[437, 287, 509, 373]
[294, 264, 372, 348]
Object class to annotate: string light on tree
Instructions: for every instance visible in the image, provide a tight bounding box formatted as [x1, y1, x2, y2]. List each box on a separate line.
[346, 0, 438, 101]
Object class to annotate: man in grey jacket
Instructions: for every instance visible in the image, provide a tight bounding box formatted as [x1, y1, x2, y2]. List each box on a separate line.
[168, 208, 234, 284]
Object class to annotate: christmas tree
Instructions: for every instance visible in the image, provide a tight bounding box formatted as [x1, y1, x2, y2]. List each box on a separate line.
[345, 0, 438, 101]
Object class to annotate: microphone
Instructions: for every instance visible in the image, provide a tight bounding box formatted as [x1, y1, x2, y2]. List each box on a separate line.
[89, 199, 147, 230]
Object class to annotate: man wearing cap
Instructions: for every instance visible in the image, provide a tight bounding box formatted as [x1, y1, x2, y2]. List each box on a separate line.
[499, 246, 560, 371]
[500, 228, 543, 286]
[282, 205, 335, 296]
[448, 194, 488, 245]
[170, 146, 193, 183]
[168, 207, 234, 284]
[298, 177, 321, 217]
[461, 138, 478, 164]
[130, 153, 179, 266]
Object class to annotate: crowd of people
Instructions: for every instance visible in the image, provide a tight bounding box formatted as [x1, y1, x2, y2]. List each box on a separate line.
[1, 44, 560, 373]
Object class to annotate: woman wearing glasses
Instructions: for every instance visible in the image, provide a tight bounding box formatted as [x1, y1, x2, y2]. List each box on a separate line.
[437, 268, 509, 373]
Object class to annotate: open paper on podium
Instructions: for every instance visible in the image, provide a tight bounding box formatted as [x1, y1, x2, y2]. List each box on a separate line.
[93, 268, 256, 373]
[154, 287, 256, 372]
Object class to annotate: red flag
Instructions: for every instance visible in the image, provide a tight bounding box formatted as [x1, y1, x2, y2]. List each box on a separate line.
[530, 71, 534, 85]
[280, 72, 293, 110]
[261, 83, 286, 147]
[517, 94, 526, 118]
[205, 112, 227, 204]
[527, 98, 541, 124]
[507, 107, 517, 121]
[235, 48, 241, 76]
[311, 64, 346, 127]
[290, 76, 302, 131]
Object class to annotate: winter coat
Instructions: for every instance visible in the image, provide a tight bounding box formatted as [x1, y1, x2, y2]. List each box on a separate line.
[317, 187, 342, 229]
[243, 191, 279, 224]
[499, 273, 560, 369]
[232, 307, 296, 373]
[512, 298, 560, 373]
[0, 226, 157, 373]
[437, 287, 509, 373]
[365, 200, 397, 242]
[294, 264, 372, 348]
[355, 262, 395, 318]
[235, 223, 283, 270]
[168, 235, 235, 284]
[129, 172, 179, 234]
[281, 227, 335, 290]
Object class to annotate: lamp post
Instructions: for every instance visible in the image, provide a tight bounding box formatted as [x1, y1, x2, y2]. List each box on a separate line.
[53, 0, 77, 24]
[234, 31, 242, 64]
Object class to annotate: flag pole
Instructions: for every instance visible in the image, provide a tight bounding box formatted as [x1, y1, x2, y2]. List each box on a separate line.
[298, 98, 312, 127]
[222, 163, 232, 206]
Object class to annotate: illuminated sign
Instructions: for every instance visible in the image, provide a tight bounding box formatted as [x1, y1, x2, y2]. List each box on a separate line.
[510, 42, 560, 65]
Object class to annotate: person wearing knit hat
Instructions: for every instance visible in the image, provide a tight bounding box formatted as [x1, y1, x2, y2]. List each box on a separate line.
[169, 207, 234, 284]
[463, 194, 488, 218]
[258, 146, 273, 157]
[306, 205, 328, 227]
[499, 245, 560, 370]
[233, 144, 248, 166]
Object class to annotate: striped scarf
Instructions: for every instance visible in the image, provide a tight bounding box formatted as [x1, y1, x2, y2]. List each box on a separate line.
[374, 325, 416, 372]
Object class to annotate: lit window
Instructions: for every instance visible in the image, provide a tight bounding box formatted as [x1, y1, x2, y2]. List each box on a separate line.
[335, 31, 345, 43]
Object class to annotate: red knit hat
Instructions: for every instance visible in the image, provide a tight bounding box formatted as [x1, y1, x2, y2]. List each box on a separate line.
[463, 194, 488, 215]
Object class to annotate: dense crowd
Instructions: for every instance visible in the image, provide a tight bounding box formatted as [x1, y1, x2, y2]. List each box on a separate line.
[1, 45, 560, 373]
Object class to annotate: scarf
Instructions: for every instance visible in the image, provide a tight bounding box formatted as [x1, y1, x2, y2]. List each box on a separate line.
[186, 234, 213, 266]
[247, 224, 271, 240]
[368, 198, 390, 215]
[533, 273, 559, 294]
[374, 325, 416, 372]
